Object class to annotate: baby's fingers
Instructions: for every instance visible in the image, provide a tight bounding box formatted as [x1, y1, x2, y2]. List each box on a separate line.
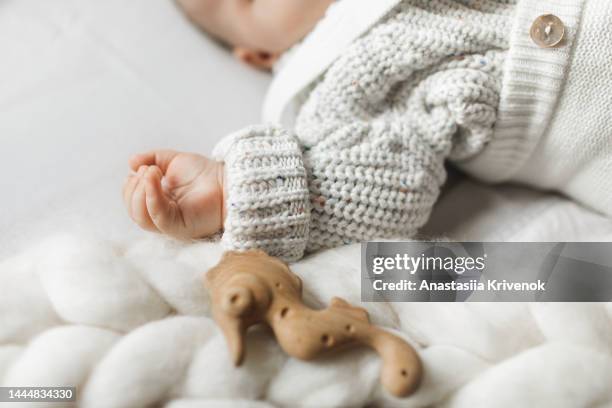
[129, 150, 178, 173]
[145, 166, 185, 237]
[130, 168, 158, 232]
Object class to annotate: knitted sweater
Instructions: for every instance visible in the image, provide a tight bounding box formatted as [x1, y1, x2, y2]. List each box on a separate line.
[214, 0, 516, 261]
[264, 0, 612, 216]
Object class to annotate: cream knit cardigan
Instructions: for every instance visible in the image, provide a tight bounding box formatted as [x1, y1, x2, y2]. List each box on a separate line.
[214, 0, 612, 261]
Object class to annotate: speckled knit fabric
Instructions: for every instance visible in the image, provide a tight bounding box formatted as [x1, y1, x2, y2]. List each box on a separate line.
[222, 0, 516, 261]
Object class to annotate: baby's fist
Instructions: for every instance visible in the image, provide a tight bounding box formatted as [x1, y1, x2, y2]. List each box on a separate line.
[123, 150, 225, 239]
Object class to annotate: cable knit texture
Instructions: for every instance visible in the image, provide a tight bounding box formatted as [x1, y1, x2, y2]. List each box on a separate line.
[223, 0, 516, 260]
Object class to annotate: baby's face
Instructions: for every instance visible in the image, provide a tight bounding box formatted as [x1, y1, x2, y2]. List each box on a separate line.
[177, 0, 334, 54]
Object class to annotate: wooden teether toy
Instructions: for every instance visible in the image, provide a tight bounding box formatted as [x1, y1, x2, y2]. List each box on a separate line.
[205, 250, 423, 398]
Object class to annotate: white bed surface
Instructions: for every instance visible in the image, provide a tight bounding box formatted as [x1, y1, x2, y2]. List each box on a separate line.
[0, 0, 270, 255]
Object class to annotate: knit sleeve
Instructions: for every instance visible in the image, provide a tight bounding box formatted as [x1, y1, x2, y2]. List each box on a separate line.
[303, 120, 447, 252]
[220, 119, 447, 260]
[221, 59, 506, 262]
[220, 125, 311, 261]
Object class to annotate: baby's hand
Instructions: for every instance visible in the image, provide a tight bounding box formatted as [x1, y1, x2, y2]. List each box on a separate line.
[123, 150, 225, 239]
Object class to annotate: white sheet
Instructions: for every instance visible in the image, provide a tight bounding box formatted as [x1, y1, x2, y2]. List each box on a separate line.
[0, 0, 270, 256]
[2, 0, 612, 407]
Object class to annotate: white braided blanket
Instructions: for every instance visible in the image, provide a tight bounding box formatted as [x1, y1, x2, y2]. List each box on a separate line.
[2, 220, 612, 407]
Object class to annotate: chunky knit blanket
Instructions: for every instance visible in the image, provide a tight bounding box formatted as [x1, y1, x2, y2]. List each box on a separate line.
[2, 224, 612, 407]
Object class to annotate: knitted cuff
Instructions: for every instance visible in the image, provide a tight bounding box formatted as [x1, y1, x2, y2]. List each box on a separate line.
[220, 125, 311, 262]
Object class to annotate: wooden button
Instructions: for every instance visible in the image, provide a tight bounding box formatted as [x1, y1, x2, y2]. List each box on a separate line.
[530, 14, 565, 48]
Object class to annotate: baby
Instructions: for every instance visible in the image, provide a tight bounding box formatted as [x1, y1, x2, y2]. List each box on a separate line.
[124, 0, 612, 261]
